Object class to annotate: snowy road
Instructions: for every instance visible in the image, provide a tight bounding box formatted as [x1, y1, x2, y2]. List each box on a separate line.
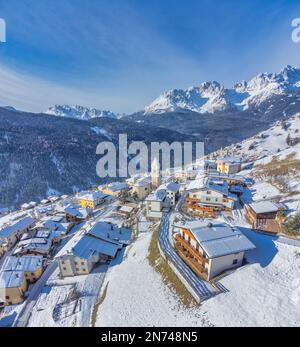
[159, 213, 215, 301]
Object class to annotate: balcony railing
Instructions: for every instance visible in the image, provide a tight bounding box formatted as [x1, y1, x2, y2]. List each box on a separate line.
[175, 234, 208, 266]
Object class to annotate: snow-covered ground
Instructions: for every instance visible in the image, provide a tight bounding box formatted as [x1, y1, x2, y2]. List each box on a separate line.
[27, 263, 108, 327]
[215, 113, 300, 161]
[96, 232, 212, 327]
[95, 220, 300, 327]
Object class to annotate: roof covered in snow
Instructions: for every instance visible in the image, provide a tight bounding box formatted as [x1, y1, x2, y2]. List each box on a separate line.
[88, 222, 131, 244]
[175, 220, 256, 258]
[78, 191, 107, 202]
[217, 156, 241, 164]
[72, 235, 122, 259]
[248, 201, 286, 214]
[1, 255, 43, 272]
[64, 206, 91, 219]
[146, 189, 167, 202]
[0, 270, 24, 288]
[0, 217, 35, 239]
[106, 182, 129, 192]
[166, 182, 180, 192]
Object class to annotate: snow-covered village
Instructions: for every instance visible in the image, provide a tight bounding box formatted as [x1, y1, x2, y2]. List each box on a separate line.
[1, 0, 300, 333]
[0, 112, 299, 327]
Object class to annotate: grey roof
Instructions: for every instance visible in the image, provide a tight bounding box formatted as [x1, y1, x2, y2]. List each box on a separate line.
[166, 182, 180, 193]
[248, 201, 285, 214]
[208, 172, 248, 181]
[1, 255, 43, 272]
[64, 206, 91, 219]
[14, 237, 52, 255]
[206, 180, 237, 201]
[0, 217, 35, 239]
[217, 156, 241, 164]
[146, 189, 166, 202]
[176, 220, 256, 258]
[0, 270, 24, 289]
[134, 177, 151, 187]
[73, 235, 121, 259]
[88, 222, 131, 244]
[78, 191, 107, 201]
[106, 182, 129, 192]
[43, 220, 60, 230]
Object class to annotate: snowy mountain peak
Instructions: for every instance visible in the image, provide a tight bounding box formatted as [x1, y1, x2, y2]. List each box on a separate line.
[199, 81, 223, 93]
[45, 105, 118, 120]
[143, 65, 300, 115]
[279, 65, 300, 84]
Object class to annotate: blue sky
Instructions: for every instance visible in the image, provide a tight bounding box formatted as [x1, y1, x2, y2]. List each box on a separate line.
[0, 0, 300, 113]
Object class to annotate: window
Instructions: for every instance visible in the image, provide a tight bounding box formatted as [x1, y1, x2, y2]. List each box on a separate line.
[82, 268, 86, 272]
[63, 267, 67, 271]
[81, 262, 85, 266]
[232, 259, 238, 265]
[5, 296, 10, 300]
[61, 261, 65, 265]
[31, 273, 34, 276]
[76, 268, 79, 272]
[207, 190, 211, 195]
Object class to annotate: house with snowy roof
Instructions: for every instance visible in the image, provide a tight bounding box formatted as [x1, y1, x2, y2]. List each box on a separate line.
[0, 217, 35, 251]
[216, 156, 242, 174]
[99, 182, 130, 197]
[0, 255, 44, 305]
[156, 182, 180, 206]
[173, 220, 256, 280]
[130, 176, 152, 200]
[245, 200, 287, 234]
[145, 189, 170, 219]
[77, 191, 107, 209]
[185, 178, 237, 216]
[58, 222, 131, 278]
[64, 205, 92, 223]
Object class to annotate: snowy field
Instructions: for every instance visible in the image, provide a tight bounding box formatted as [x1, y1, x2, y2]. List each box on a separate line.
[27, 263, 108, 327]
[96, 226, 300, 327]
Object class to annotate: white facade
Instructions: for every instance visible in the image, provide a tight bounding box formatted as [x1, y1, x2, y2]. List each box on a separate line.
[208, 252, 244, 279]
[59, 255, 98, 277]
[132, 178, 152, 200]
[188, 188, 234, 210]
[145, 200, 163, 219]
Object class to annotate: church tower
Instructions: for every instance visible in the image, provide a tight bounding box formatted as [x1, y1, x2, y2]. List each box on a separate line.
[151, 157, 161, 189]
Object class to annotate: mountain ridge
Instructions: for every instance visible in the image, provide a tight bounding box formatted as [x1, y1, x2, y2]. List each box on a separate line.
[142, 65, 300, 115]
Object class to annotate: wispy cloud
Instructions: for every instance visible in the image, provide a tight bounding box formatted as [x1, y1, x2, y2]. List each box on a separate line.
[0, 64, 114, 112]
[0, 0, 300, 113]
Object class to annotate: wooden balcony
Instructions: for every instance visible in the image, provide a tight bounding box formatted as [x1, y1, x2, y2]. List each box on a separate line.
[184, 199, 215, 217]
[185, 197, 200, 204]
[175, 234, 208, 266]
[175, 240, 208, 281]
